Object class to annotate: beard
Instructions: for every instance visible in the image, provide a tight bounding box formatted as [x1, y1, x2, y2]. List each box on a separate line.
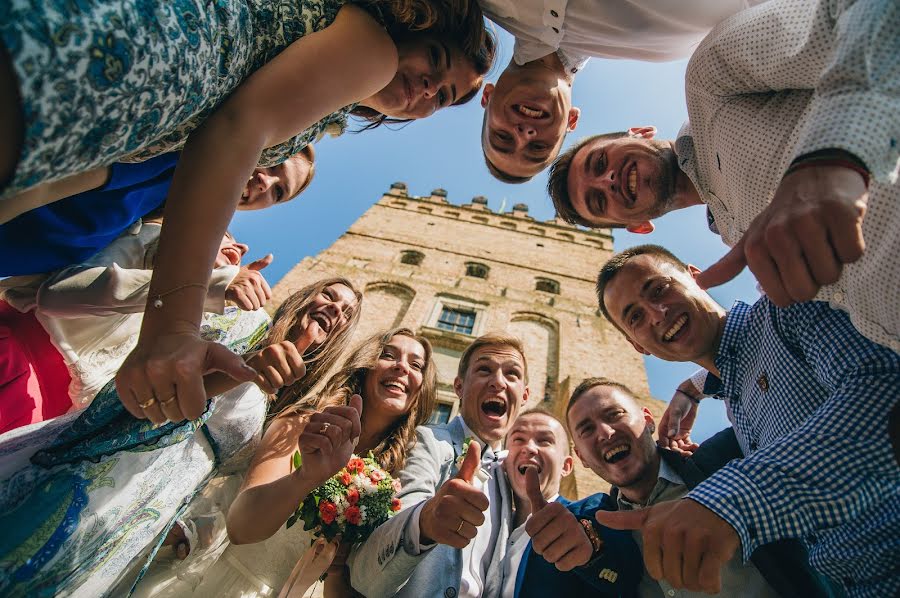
[642, 140, 679, 220]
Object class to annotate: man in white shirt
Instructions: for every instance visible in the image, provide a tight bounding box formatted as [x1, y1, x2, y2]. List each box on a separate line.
[349, 333, 529, 597]
[479, 0, 762, 182]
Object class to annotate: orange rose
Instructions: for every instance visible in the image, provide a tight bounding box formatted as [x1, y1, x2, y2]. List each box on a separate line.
[347, 458, 366, 474]
[345, 505, 362, 525]
[347, 488, 360, 505]
[391, 498, 402, 512]
[340, 471, 352, 485]
[319, 500, 338, 524]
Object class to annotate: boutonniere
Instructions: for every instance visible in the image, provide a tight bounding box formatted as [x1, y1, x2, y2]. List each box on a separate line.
[455, 436, 491, 488]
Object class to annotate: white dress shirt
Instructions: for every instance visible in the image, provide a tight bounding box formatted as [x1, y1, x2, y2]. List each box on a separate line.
[500, 489, 561, 598]
[677, 0, 900, 351]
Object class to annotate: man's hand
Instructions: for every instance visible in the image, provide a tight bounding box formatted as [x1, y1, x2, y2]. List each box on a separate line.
[296, 394, 363, 486]
[245, 322, 320, 393]
[658, 380, 700, 455]
[419, 442, 489, 549]
[595, 500, 739, 593]
[697, 162, 868, 306]
[523, 468, 594, 571]
[226, 254, 273, 310]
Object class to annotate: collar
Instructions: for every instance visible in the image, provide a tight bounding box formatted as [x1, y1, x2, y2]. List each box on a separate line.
[711, 301, 754, 400]
[616, 451, 686, 510]
[458, 417, 505, 462]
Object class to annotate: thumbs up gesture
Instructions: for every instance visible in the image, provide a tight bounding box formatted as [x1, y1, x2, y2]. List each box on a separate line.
[523, 468, 594, 571]
[296, 393, 363, 486]
[594, 499, 739, 593]
[246, 321, 321, 394]
[419, 441, 490, 549]
[226, 253, 273, 310]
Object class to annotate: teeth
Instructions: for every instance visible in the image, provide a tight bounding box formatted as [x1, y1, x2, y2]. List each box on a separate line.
[312, 313, 331, 332]
[517, 105, 543, 118]
[628, 167, 637, 197]
[663, 314, 687, 341]
[604, 445, 629, 461]
[383, 381, 406, 391]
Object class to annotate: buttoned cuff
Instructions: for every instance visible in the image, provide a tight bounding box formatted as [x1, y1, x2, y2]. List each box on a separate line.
[794, 93, 900, 184]
[402, 502, 437, 555]
[205, 265, 239, 314]
[689, 369, 709, 396]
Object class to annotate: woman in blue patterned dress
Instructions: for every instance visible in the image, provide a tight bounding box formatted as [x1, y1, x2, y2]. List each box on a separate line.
[0, 277, 362, 597]
[0, 0, 494, 429]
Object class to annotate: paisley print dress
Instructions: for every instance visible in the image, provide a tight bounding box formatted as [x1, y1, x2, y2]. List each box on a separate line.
[0, 0, 352, 195]
[0, 307, 271, 597]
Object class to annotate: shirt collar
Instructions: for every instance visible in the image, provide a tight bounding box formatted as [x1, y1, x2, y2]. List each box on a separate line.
[616, 452, 686, 510]
[711, 301, 754, 400]
[459, 418, 505, 462]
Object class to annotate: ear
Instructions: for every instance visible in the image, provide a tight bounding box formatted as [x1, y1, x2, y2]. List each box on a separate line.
[642, 407, 655, 429]
[628, 337, 651, 356]
[481, 83, 494, 108]
[453, 376, 464, 400]
[521, 386, 530, 405]
[627, 126, 657, 139]
[573, 444, 588, 467]
[567, 107, 581, 132]
[687, 264, 702, 280]
[625, 221, 655, 235]
[561, 454, 574, 477]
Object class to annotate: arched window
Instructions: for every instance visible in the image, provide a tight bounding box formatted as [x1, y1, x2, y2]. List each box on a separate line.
[400, 250, 424, 266]
[465, 262, 489, 279]
[535, 277, 560, 294]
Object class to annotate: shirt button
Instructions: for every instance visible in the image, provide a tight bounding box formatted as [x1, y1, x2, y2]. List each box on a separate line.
[570, 68, 577, 74]
[444, 588, 457, 598]
[833, 291, 844, 302]
[552, 27, 559, 33]
[667, 590, 676, 597]
[550, 9, 558, 17]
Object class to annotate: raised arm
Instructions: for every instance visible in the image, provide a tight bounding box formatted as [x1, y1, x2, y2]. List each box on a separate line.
[115, 5, 398, 425]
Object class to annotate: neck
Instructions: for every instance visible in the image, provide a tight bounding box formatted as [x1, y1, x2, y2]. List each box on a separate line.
[668, 143, 703, 210]
[694, 310, 728, 377]
[617, 457, 661, 505]
[357, 410, 397, 455]
[513, 493, 531, 527]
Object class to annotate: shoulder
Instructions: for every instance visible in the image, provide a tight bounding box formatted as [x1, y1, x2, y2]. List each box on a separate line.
[566, 492, 615, 517]
[333, 3, 397, 60]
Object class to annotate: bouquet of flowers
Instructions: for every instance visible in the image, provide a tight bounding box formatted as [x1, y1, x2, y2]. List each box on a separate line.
[286, 452, 402, 544]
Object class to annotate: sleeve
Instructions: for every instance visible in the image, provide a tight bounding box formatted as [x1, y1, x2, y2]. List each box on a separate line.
[348, 427, 448, 597]
[686, 0, 900, 183]
[686, 302, 900, 561]
[689, 369, 710, 396]
[103, 152, 181, 191]
[569, 497, 643, 594]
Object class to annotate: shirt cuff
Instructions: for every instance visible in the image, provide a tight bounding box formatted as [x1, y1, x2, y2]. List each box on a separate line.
[794, 92, 900, 185]
[402, 502, 436, 555]
[204, 265, 239, 314]
[688, 369, 709, 396]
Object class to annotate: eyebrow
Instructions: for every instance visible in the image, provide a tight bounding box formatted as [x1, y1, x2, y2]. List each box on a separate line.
[489, 135, 514, 155]
[621, 278, 656, 323]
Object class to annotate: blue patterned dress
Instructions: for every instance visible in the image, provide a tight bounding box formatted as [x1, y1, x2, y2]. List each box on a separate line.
[0, 307, 271, 597]
[0, 0, 353, 195]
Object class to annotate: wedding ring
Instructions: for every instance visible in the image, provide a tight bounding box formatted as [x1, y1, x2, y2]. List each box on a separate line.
[138, 397, 157, 410]
[320, 422, 331, 434]
[159, 395, 178, 407]
[456, 521, 464, 534]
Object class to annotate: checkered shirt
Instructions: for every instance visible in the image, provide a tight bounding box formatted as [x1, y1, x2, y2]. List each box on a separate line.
[688, 299, 900, 597]
[676, 0, 900, 351]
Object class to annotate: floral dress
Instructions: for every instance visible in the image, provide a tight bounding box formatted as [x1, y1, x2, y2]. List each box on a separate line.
[0, 0, 352, 196]
[0, 307, 271, 598]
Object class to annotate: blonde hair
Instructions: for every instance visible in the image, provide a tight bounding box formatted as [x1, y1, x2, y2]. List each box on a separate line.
[457, 332, 528, 383]
[265, 277, 363, 417]
[284, 327, 437, 473]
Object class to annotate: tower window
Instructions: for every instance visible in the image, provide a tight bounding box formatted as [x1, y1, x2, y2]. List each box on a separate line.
[426, 402, 454, 425]
[437, 307, 476, 334]
[400, 250, 424, 266]
[465, 262, 489, 279]
[535, 278, 560, 294]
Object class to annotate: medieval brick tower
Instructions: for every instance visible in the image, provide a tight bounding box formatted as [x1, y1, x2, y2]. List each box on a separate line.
[272, 183, 662, 498]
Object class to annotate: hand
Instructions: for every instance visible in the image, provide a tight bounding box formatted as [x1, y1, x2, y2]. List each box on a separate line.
[116, 332, 257, 424]
[419, 441, 489, 549]
[245, 322, 321, 393]
[225, 254, 273, 310]
[523, 468, 593, 571]
[295, 394, 363, 486]
[595, 499, 739, 593]
[697, 162, 868, 306]
[657, 382, 700, 455]
[162, 523, 190, 560]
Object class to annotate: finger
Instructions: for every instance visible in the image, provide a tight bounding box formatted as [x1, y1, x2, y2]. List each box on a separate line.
[594, 508, 648, 531]
[766, 227, 818, 302]
[697, 550, 724, 594]
[554, 544, 592, 571]
[794, 217, 841, 286]
[455, 440, 481, 484]
[206, 342, 258, 383]
[175, 540, 189, 560]
[262, 366, 285, 393]
[293, 321, 322, 355]
[115, 372, 146, 419]
[258, 273, 272, 301]
[298, 431, 333, 454]
[253, 278, 268, 309]
[155, 385, 185, 424]
[696, 239, 747, 290]
[643, 520, 664, 581]
[524, 467, 548, 511]
[312, 412, 354, 445]
[140, 394, 168, 425]
[233, 289, 255, 311]
[254, 372, 276, 394]
[826, 198, 866, 264]
[662, 527, 685, 588]
[682, 531, 705, 591]
[285, 345, 307, 383]
[453, 519, 478, 541]
[744, 235, 791, 306]
[247, 253, 274, 271]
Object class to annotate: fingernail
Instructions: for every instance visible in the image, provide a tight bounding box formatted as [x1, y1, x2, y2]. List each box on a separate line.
[352, 437, 360, 448]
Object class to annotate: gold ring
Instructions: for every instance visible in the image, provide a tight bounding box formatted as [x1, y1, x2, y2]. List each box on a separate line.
[138, 397, 157, 410]
[320, 422, 331, 434]
[456, 521, 464, 534]
[159, 395, 178, 406]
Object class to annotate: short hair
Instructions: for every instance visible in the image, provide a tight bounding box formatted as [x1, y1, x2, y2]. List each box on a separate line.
[480, 111, 535, 184]
[547, 132, 628, 227]
[513, 407, 570, 454]
[565, 377, 638, 423]
[457, 332, 528, 382]
[596, 244, 690, 325]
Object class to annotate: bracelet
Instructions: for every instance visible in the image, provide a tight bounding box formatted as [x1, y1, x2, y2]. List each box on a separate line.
[151, 283, 207, 309]
[785, 156, 870, 188]
[580, 518, 604, 554]
[675, 389, 701, 406]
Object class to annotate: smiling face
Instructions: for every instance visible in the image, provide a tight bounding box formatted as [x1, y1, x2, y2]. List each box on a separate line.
[602, 254, 724, 364]
[567, 135, 678, 228]
[214, 233, 248, 268]
[504, 412, 573, 504]
[366, 35, 482, 120]
[567, 385, 657, 490]
[296, 283, 359, 350]
[481, 63, 579, 179]
[455, 344, 529, 447]
[238, 151, 314, 211]
[362, 334, 427, 420]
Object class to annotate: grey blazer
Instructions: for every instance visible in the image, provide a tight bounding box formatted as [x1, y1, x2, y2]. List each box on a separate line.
[349, 416, 507, 598]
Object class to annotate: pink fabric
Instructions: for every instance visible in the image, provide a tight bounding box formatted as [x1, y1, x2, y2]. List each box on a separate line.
[0, 300, 72, 434]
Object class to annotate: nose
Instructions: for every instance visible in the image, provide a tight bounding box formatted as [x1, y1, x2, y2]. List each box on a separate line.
[255, 171, 276, 194]
[487, 368, 507, 390]
[515, 122, 536, 138]
[522, 440, 538, 456]
[235, 242, 249, 257]
[597, 167, 617, 193]
[648, 301, 668, 326]
[596, 421, 615, 442]
[391, 358, 411, 375]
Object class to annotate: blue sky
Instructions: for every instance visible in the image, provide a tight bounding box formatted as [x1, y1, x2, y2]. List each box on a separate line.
[230, 30, 759, 442]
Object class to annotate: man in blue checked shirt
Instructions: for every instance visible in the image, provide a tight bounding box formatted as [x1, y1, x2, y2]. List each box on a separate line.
[591, 244, 899, 598]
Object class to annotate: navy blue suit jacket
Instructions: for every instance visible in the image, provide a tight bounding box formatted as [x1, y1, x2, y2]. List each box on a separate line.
[514, 494, 640, 598]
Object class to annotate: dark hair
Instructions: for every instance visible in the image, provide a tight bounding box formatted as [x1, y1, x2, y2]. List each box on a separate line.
[547, 132, 629, 227]
[483, 152, 534, 184]
[565, 377, 638, 423]
[595, 244, 689, 326]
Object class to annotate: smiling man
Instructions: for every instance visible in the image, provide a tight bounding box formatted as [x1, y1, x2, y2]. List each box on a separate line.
[590, 244, 900, 597]
[350, 333, 529, 597]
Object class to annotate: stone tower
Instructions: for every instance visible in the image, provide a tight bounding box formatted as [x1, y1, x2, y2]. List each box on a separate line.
[272, 183, 663, 498]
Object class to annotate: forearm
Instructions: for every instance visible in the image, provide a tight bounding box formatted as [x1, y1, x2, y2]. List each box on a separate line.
[226, 466, 320, 544]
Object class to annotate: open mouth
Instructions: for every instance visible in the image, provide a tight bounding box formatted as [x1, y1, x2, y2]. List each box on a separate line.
[381, 379, 407, 395]
[481, 397, 508, 419]
[310, 312, 333, 334]
[603, 444, 630, 464]
[662, 313, 688, 342]
[622, 163, 637, 206]
[402, 75, 413, 108]
[514, 103, 548, 119]
[517, 462, 541, 475]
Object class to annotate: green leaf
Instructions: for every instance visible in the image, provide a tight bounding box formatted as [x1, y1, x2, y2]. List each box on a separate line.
[286, 513, 298, 529]
[292, 451, 303, 471]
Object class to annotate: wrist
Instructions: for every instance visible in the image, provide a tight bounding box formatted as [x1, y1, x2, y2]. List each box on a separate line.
[675, 388, 701, 406]
[787, 149, 870, 187]
[579, 518, 604, 564]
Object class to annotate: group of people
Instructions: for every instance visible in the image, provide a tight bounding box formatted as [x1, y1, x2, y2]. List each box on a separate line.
[0, 0, 897, 597]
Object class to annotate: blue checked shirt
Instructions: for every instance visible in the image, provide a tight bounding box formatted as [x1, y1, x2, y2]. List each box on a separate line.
[688, 300, 900, 597]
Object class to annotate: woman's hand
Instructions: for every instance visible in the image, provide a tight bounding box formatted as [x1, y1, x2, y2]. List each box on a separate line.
[115, 332, 257, 424]
[657, 380, 700, 455]
[296, 394, 363, 486]
[245, 322, 322, 394]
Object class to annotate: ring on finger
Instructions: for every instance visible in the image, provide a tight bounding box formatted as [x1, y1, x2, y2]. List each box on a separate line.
[320, 422, 331, 434]
[456, 520, 464, 534]
[138, 397, 158, 410]
[159, 394, 178, 407]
